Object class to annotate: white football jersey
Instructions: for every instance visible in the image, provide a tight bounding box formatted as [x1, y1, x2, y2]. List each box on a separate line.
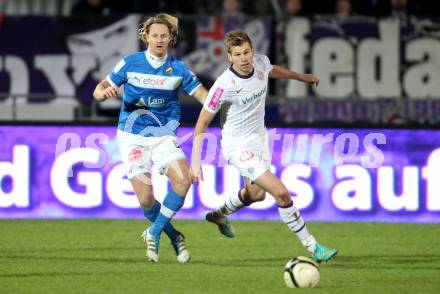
[203, 54, 273, 142]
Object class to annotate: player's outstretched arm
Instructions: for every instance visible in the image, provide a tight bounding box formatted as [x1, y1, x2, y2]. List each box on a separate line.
[93, 78, 120, 101]
[192, 85, 209, 104]
[269, 65, 319, 87]
[191, 108, 216, 183]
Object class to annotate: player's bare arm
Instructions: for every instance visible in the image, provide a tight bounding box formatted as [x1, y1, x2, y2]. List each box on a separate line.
[191, 85, 209, 104]
[93, 78, 120, 101]
[269, 65, 319, 87]
[191, 108, 216, 183]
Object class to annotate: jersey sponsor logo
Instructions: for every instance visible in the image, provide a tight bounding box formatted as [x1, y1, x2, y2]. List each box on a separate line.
[148, 97, 165, 107]
[135, 97, 165, 107]
[142, 77, 165, 86]
[127, 72, 183, 90]
[132, 76, 141, 83]
[208, 87, 224, 110]
[135, 98, 147, 107]
[241, 85, 266, 105]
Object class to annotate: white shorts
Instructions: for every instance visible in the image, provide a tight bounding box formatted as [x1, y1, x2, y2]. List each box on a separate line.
[222, 132, 271, 182]
[117, 130, 186, 179]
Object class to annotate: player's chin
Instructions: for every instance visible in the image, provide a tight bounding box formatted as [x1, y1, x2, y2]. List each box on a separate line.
[155, 46, 165, 53]
[241, 65, 251, 72]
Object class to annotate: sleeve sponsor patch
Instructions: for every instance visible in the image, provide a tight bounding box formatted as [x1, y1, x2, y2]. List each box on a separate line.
[208, 87, 224, 110]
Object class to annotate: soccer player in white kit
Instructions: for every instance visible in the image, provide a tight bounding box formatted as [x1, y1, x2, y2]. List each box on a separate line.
[190, 30, 337, 262]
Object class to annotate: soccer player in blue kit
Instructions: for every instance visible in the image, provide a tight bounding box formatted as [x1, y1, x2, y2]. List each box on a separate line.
[93, 13, 208, 263]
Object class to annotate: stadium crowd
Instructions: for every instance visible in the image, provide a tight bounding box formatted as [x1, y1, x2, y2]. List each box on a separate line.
[0, 0, 438, 17]
[69, 0, 440, 17]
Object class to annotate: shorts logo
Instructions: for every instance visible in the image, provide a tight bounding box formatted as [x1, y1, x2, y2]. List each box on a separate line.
[208, 87, 224, 110]
[129, 164, 146, 175]
[128, 149, 142, 162]
[239, 151, 254, 162]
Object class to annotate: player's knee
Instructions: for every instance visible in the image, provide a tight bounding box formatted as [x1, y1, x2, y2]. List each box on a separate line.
[274, 189, 291, 206]
[252, 189, 266, 202]
[172, 177, 191, 195]
[180, 176, 192, 190]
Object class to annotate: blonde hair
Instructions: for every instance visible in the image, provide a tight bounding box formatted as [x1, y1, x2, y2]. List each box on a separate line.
[224, 29, 253, 53]
[138, 13, 179, 46]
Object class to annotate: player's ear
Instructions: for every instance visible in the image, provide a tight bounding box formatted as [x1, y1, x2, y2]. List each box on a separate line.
[227, 52, 232, 63]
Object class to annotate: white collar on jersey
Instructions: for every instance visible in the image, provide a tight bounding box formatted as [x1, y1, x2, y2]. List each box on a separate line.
[145, 50, 168, 69]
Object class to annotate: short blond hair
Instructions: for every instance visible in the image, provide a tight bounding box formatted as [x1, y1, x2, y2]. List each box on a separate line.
[138, 13, 179, 46]
[224, 29, 253, 53]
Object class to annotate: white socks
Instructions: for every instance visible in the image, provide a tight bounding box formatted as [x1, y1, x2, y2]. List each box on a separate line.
[218, 193, 318, 253]
[219, 191, 245, 216]
[278, 204, 317, 253]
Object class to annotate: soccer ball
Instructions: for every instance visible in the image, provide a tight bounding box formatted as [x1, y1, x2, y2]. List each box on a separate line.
[283, 256, 320, 288]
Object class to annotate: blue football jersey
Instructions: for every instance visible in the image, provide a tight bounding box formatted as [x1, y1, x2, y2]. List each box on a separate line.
[107, 51, 201, 136]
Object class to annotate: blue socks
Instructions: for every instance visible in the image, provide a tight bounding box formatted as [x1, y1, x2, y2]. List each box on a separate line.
[150, 190, 185, 237]
[143, 200, 179, 241]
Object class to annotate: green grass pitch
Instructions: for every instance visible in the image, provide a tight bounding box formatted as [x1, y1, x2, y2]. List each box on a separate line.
[0, 219, 439, 293]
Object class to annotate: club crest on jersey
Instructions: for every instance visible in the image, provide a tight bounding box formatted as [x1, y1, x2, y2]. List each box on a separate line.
[165, 66, 173, 73]
[231, 79, 243, 93]
[257, 70, 264, 80]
